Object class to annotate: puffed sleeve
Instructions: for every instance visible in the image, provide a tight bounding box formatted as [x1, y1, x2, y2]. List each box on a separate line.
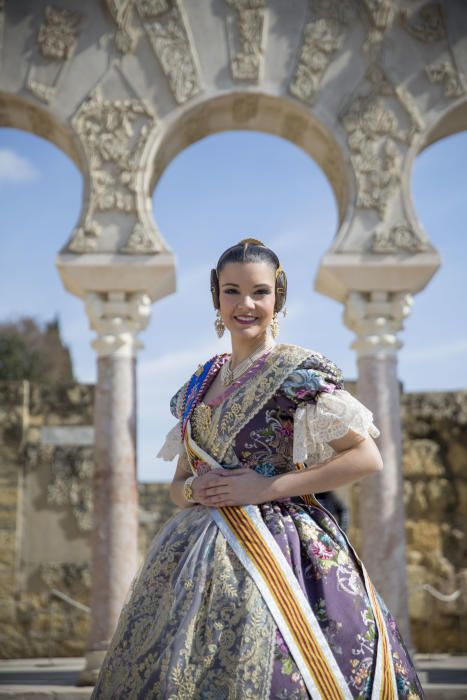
[155, 380, 189, 462]
[281, 354, 380, 467]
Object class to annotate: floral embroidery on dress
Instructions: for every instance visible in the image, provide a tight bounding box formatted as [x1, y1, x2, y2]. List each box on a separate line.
[93, 345, 426, 700]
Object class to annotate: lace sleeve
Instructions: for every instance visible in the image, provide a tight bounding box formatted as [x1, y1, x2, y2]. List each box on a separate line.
[292, 389, 380, 466]
[156, 420, 183, 462]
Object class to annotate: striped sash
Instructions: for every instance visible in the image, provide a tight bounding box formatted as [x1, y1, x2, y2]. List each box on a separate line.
[185, 423, 398, 699]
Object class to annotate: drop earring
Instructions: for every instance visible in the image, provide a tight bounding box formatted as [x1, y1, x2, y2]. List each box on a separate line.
[214, 310, 225, 338]
[270, 312, 280, 338]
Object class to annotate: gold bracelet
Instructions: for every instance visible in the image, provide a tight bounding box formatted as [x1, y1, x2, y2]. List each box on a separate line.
[183, 475, 196, 503]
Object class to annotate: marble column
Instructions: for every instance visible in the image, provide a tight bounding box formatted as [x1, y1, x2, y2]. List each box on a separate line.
[79, 291, 151, 685]
[343, 290, 414, 647]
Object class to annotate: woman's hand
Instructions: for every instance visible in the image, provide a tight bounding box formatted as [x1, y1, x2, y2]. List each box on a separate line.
[192, 467, 272, 507]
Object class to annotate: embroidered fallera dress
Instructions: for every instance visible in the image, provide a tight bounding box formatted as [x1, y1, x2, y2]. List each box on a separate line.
[91, 343, 425, 700]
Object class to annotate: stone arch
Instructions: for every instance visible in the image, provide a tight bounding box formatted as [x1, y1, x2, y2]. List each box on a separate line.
[150, 92, 350, 225]
[0, 90, 83, 168]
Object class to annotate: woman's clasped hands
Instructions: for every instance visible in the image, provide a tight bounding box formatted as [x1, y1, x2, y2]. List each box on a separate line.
[191, 466, 273, 507]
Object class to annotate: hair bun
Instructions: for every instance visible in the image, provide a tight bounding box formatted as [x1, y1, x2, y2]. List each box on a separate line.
[238, 237, 266, 246]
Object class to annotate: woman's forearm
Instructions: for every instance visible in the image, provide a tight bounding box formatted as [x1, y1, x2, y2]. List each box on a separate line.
[267, 438, 383, 501]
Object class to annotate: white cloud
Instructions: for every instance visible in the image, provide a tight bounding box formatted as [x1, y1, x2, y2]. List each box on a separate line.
[0, 149, 39, 183]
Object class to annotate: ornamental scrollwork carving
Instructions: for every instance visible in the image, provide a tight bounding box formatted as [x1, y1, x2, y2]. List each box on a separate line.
[371, 225, 430, 254]
[136, 0, 201, 104]
[225, 0, 267, 83]
[340, 66, 421, 217]
[289, 0, 353, 104]
[68, 90, 159, 253]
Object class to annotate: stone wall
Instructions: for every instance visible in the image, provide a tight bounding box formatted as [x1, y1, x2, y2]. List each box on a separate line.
[0, 379, 466, 658]
[348, 387, 467, 654]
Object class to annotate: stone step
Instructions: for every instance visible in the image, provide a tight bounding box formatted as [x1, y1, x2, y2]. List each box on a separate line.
[0, 688, 92, 700]
[0, 656, 465, 699]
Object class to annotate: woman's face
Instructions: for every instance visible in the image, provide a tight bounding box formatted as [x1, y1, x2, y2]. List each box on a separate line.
[218, 261, 276, 342]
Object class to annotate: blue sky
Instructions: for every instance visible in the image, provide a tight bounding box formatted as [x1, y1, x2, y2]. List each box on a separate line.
[0, 127, 466, 482]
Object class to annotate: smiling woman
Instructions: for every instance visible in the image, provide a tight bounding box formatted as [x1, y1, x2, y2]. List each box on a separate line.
[91, 239, 425, 699]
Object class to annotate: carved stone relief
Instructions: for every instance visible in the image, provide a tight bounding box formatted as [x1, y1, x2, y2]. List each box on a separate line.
[136, 0, 201, 104]
[104, 0, 139, 53]
[400, 2, 444, 43]
[224, 0, 267, 83]
[371, 225, 430, 253]
[26, 5, 83, 104]
[362, 0, 397, 31]
[400, 2, 466, 99]
[37, 4, 82, 60]
[340, 66, 421, 217]
[426, 60, 466, 99]
[289, 0, 353, 104]
[360, 0, 397, 57]
[68, 89, 162, 253]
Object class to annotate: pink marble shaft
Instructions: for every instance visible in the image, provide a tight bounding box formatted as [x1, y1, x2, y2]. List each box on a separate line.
[89, 355, 139, 650]
[357, 353, 412, 648]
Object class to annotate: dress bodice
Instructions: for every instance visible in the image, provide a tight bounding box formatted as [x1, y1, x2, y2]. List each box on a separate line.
[158, 344, 380, 475]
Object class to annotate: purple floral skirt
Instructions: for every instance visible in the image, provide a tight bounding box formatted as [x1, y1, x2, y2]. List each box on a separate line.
[91, 500, 425, 699]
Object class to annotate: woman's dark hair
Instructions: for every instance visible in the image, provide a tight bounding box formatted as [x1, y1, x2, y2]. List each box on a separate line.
[210, 238, 287, 313]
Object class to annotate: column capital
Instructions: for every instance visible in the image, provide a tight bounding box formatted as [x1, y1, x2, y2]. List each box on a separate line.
[343, 290, 413, 358]
[85, 291, 151, 358]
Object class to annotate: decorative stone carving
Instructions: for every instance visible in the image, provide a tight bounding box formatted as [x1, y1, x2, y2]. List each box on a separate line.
[104, 0, 139, 53]
[400, 2, 445, 44]
[225, 0, 267, 82]
[47, 446, 93, 532]
[343, 290, 413, 358]
[138, 0, 201, 104]
[37, 5, 82, 60]
[362, 0, 397, 31]
[138, 0, 170, 15]
[26, 79, 56, 103]
[371, 224, 430, 253]
[400, 2, 465, 99]
[426, 60, 466, 99]
[360, 0, 397, 57]
[120, 222, 162, 253]
[340, 66, 421, 216]
[289, 0, 353, 104]
[68, 90, 159, 252]
[25, 4, 83, 104]
[84, 291, 151, 358]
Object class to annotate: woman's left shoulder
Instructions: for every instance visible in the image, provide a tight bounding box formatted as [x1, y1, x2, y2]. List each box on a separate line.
[275, 343, 344, 404]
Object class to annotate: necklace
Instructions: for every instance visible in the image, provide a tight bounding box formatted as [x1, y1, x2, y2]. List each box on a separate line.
[221, 339, 276, 386]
